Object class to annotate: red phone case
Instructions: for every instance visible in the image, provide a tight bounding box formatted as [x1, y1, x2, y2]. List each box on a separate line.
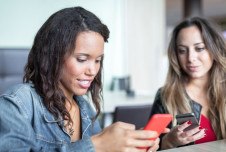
[139, 114, 173, 149]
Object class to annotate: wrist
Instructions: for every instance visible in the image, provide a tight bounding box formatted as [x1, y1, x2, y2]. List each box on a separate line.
[161, 134, 176, 150]
[91, 133, 104, 152]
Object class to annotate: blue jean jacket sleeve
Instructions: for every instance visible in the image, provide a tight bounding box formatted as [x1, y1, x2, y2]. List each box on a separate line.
[0, 95, 40, 151]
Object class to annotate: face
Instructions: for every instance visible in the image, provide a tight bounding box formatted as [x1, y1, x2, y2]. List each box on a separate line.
[60, 31, 104, 98]
[176, 26, 213, 81]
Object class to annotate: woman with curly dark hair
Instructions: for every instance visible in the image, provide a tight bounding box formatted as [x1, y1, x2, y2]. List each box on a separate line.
[0, 7, 161, 152]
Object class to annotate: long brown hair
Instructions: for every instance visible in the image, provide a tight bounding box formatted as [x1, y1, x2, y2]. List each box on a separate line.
[23, 7, 109, 125]
[162, 17, 226, 139]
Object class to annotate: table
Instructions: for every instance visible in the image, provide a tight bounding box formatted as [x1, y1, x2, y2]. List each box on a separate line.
[160, 139, 226, 152]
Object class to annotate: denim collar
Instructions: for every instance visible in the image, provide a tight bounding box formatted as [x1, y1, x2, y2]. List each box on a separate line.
[39, 94, 92, 133]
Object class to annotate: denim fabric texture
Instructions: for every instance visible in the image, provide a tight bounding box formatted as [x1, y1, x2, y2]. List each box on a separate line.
[0, 83, 101, 152]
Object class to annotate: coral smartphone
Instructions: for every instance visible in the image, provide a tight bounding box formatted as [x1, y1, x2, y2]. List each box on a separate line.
[139, 114, 173, 149]
[176, 113, 199, 132]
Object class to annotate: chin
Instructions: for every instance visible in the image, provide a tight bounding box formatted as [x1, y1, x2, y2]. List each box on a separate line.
[190, 74, 203, 79]
[74, 89, 88, 96]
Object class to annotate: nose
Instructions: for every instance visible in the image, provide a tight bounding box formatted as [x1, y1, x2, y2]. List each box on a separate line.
[188, 50, 197, 62]
[86, 61, 99, 76]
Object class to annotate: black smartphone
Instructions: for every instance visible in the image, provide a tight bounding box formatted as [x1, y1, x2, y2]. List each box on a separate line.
[176, 113, 199, 132]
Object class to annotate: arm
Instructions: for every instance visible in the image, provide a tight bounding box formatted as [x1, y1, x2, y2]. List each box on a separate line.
[149, 89, 205, 150]
[91, 122, 160, 152]
[74, 96, 162, 152]
[161, 121, 205, 150]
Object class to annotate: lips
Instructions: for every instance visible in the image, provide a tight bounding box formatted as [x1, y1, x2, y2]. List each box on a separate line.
[188, 65, 199, 71]
[77, 79, 92, 89]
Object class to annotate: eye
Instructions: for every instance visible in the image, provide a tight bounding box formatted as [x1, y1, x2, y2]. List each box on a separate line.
[178, 49, 187, 54]
[77, 58, 86, 63]
[95, 58, 102, 63]
[95, 56, 103, 63]
[95, 60, 101, 63]
[196, 47, 205, 52]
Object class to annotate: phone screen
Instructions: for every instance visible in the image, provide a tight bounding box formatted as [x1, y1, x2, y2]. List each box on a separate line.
[176, 113, 199, 131]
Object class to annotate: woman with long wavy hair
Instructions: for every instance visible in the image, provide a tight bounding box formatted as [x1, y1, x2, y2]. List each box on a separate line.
[0, 6, 162, 152]
[150, 17, 226, 150]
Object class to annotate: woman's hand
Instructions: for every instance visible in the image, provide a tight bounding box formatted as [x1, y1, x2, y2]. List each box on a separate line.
[146, 128, 170, 152]
[146, 137, 159, 152]
[91, 121, 159, 152]
[161, 121, 206, 150]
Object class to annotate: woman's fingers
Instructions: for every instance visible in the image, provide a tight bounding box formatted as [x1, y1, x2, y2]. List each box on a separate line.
[180, 126, 200, 138]
[187, 128, 206, 141]
[114, 121, 136, 130]
[92, 122, 161, 152]
[119, 129, 158, 147]
[147, 138, 160, 152]
[130, 130, 158, 139]
[163, 128, 170, 133]
[177, 126, 206, 145]
[129, 138, 155, 147]
[177, 121, 192, 131]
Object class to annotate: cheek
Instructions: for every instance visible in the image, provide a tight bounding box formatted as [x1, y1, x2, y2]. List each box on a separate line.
[177, 55, 186, 67]
[205, 58, 213, 70]
[94, 63, 102, 77]
[68, 65, 81, 77]
[96, 64, 101, 73]
[64, 61, 81, 78]
[201, 53, 213, 68]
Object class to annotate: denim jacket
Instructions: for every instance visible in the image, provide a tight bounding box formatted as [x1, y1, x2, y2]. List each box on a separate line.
[0, 83, 101, 152]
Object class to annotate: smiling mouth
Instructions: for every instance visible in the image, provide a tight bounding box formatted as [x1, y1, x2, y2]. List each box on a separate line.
[78, 80, 90, 84]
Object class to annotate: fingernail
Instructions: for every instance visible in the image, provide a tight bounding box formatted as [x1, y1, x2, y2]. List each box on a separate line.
[199, 126, 203, 130]
[187, 121, 191, 124]
[204, 134, 207, 137]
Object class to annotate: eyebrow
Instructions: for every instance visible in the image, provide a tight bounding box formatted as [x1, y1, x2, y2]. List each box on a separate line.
[177, 42, 205, 47]
[75, 53, 89, 56]
[194, 42, 205, 45]
[75, 53, 104, 58]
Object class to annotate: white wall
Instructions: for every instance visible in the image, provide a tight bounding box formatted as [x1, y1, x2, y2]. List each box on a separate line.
[0, 0, 120, 89]
[0, 0, 168, 95]
[126, 0, 167, 95]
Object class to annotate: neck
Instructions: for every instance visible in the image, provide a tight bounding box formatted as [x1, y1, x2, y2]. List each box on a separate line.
[65, 97, 75, 112]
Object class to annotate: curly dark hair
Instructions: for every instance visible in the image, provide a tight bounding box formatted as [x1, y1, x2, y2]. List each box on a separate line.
[23, 7, 110, 125]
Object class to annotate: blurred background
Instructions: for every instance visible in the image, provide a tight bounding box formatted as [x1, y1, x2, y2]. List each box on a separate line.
[0, 0, 226, 127]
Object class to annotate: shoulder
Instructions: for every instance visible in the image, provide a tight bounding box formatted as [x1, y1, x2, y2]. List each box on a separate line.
[154, 88, 162, 98]
[150, 88, 167, 116]
[0, 83, 39, 105]
[0, 83, 41, 119]
[1, 83, 36, 97]
[153, 88, 163, 103]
